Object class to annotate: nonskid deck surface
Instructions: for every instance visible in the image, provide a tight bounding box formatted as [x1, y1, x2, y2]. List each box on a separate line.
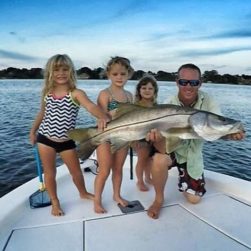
[4, 195, 251, 251]
[1, 157, 251, 251]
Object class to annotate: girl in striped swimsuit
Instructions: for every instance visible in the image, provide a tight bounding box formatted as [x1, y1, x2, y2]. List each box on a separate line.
[29, 54, 109, 216]
[94, 56, 134, 213]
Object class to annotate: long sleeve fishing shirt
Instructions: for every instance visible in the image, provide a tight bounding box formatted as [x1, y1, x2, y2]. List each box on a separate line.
[168, 90, 221, 179]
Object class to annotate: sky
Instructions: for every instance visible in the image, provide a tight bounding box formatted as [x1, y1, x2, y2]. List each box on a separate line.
[1, 0, 251, 75]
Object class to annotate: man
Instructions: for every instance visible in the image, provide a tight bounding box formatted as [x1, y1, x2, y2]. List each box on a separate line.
[146, 63, 245, 219]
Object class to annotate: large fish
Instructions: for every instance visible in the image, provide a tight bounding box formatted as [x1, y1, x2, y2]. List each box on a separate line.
[68, 103, 244, 160]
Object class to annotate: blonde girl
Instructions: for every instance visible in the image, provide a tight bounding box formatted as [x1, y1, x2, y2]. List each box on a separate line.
[134, 74, 158, 191]
[29, 54, 109, 216]
[94, 56, 134, 213]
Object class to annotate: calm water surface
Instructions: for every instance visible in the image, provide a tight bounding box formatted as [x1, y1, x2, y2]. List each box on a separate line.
[0, 80, 250, 197]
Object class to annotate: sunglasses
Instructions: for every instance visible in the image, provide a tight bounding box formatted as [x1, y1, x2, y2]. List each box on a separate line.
[178, 79, 201, 87]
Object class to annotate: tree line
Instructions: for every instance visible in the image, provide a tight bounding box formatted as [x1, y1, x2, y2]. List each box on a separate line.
[0, 66, 250, 85]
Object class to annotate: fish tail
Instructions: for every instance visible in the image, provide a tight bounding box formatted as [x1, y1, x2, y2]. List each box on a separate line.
[78, 141, 98, 160]
[68, 127, 100, 160]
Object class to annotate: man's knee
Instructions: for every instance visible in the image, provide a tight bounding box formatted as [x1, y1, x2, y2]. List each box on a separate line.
[184, 192, 201, 204]
[152, 153, 170, 170]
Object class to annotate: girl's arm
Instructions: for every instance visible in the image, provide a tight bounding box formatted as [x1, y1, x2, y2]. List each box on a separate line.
[29, 102, 45, 145]
[73, 89, 110, 129]
[97, 89, 109, 112]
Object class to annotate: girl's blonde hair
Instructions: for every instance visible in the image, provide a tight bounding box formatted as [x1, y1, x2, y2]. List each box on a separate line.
[105, 56, 134, 79]
[42, 54, 77, 98]
[135, 74, 158, 104]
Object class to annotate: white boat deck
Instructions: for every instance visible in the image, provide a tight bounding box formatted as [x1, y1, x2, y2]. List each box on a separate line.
[1, 156, 251, 251]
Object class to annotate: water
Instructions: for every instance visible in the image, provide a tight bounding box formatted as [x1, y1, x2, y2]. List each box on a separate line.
[0, 80, 250, 197]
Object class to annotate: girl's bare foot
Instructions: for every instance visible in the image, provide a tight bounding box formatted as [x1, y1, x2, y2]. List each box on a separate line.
[147, 200, 163, 219]
[113, 195, 128, 207]
[145, 177, 153, 185]
[94, 201, 107, 214]
[137, 181, 149, 192]
[51, 199, 64, 216]
[80, 192, 95, 200]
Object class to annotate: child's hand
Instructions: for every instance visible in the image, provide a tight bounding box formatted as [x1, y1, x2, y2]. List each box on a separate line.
[146, 129, 163, 143]
[97, 117, 110, 131]
[29, 131, 37, 145]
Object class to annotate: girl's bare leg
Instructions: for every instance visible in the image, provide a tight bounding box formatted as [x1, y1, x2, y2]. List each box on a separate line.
[51, 198, 64, 216]
[135, 146, 151, 191]
[144, 158, 153, 185]
[112, 147, 128, 206]
[60, 149, 94, 200]
[38, 143, 64, 216]
[94, 143, 112, 213]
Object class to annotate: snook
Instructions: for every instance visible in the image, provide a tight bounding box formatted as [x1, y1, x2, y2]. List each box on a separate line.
[68, 104, 244, 160]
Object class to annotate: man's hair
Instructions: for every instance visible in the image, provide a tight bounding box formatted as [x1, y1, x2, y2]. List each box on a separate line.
[177, 63, 201, 79]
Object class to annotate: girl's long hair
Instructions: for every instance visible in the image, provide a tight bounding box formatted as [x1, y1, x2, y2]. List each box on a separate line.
[42, 54, 77, 98]
[135, 74, 158, 104]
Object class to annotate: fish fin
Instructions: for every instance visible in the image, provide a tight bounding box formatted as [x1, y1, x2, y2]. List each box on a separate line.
[68, 127, 101, 160]
[164, 137, 182, 154]
[161, 128, 200, 139]
[161, 127, 202, 153]
[113, 103, 145, 119]
[110, 139, 129, 153]
[192, 131, 220, 141]
[78, 141, 97, 160]
[68, 127, 98, 142]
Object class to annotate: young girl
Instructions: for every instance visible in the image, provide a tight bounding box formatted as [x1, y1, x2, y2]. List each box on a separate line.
[94, 56, 134, 213]
[134, 75, 158, 191]
[29, 54, 109, 216]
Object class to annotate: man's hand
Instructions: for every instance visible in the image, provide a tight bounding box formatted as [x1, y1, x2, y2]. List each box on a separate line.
[224, 131, 245, 140]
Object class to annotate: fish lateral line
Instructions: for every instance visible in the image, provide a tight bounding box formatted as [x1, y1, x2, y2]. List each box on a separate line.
[74, 112, 193, 143]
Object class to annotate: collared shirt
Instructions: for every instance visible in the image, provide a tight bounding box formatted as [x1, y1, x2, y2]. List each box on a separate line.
[167, 90, 221, 179]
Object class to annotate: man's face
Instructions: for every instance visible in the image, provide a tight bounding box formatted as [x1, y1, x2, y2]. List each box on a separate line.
[176, 68, 201, 106]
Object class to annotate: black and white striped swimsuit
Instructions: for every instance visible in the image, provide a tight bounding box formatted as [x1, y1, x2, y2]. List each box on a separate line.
[38, 92, 79, 140]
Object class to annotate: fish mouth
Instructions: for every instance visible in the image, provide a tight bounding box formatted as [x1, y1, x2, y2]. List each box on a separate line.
[231, 121, 245, 133]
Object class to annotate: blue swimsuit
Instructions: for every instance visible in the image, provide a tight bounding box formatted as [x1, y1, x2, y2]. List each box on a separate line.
[106, 87, 131, 111]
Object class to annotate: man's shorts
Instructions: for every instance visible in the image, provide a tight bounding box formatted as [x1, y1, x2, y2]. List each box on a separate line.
[170, 153, 206, 197]
[37, 133, 76, 153]
[150, 146, 206, 197]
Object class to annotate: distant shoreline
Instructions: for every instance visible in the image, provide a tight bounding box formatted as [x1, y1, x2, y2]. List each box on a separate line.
[0, 67, 250, 85]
